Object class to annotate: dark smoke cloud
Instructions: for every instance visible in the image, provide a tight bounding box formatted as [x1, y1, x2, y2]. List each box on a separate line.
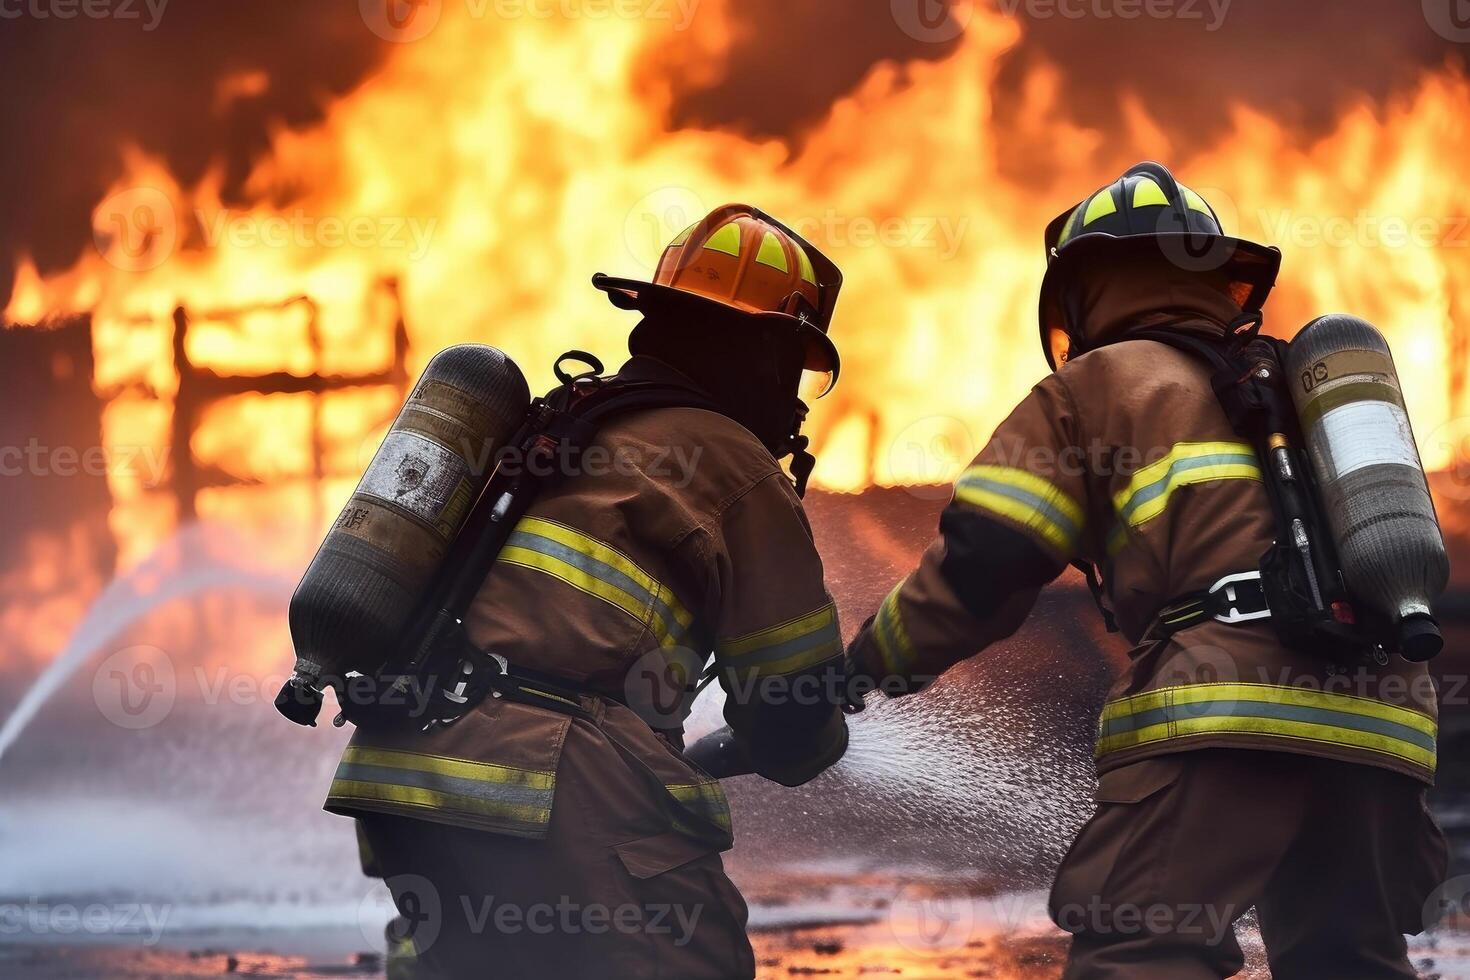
[989, 0, 1466, 186]
[663, 0, 1464, 183]
[0, 2, 386, 303]
[659, 0, 963, 139]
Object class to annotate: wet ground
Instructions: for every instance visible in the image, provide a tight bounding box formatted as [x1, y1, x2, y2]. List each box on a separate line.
[5, 892, 1469, 980]
[5, 927, 1469, 979]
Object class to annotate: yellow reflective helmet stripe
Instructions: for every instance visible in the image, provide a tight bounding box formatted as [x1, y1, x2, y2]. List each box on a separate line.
[499, 517, 695, 649]
[1083, 189, 1118, 227]
[1112, 442, 1261, 531]
[755, 231, 790, 273]
[1179, 184, 1213, 217]
[716, 601, 842, 679]
[795, 244, 817, 285]
[1096, 683, 1436, 776]
[1058, 205, 1083, 248]
[1131, 177, 1170, 208]
[703, 221, 742, 257]
[954, 465, 1084, 555]
[669, 221, 697, 247]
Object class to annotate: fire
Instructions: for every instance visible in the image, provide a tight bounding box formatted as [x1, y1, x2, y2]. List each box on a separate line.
[6, 0, 1470, 542]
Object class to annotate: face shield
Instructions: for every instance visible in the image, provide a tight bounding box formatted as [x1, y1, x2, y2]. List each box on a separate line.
[1048, 327, 1074, 370]
[799, 368, 836, 401]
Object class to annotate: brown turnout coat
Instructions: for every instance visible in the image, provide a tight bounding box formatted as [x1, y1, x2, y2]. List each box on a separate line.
[850, 261, 1436, 785]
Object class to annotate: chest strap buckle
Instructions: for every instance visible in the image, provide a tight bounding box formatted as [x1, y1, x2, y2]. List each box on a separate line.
[1146, 570, 1272, 642]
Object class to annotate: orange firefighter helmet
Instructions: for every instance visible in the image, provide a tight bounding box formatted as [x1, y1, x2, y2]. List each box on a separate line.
[593, 204, 843, 384]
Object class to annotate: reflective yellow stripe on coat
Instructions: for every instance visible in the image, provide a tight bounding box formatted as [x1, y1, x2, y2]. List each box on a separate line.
[667, 780, 734, 837]
[327, 746, 558, 839]
[499, 517, 695, 649]
[716, 602, 842, 679]
[954, 465, 1083, 555]
[1096, 683, 1437, 777]
[872, 579, 917, 677]
[1109, 441, 1261, 552]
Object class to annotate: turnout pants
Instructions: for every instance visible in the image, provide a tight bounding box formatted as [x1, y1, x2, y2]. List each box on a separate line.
[358, 720, 756, 980]
[1049, 749, 1448, 980]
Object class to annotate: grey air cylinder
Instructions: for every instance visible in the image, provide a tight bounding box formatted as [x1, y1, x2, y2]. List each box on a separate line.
[1285, 314, 1448, 661]
[287, 345, 530, 684]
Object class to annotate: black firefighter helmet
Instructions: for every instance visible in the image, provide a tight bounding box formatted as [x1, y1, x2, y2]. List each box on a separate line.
[1037, 161, 1282, 369]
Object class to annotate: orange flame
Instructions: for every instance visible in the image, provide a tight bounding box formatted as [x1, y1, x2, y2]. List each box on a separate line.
[6, 1, 1470, 528]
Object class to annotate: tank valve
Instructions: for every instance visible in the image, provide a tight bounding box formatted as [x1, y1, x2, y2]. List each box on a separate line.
[1398, 613, 1443, 663]
[275, 673, 325, 727]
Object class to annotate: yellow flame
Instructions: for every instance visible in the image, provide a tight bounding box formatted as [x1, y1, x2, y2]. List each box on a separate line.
[7, 1, 1470, 513]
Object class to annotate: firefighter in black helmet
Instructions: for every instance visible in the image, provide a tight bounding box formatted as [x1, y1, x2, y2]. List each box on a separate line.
[848, 162, 1448, 979]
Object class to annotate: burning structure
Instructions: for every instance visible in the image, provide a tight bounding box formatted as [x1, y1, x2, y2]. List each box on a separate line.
[2, 2, 1470, 976]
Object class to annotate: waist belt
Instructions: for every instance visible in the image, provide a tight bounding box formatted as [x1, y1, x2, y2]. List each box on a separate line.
[1143, 571, 1273, 643]
[484, 655, 734, 851]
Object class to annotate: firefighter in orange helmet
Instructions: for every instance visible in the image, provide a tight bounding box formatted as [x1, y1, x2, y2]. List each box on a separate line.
[333, 204, 850, 979]
[846, 163, 1448, 979]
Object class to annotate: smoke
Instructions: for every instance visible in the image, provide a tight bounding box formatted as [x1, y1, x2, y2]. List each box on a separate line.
[0, 1, 386, 302]
[661, 1, 1464, 184]
[988, 0, 1466, 185]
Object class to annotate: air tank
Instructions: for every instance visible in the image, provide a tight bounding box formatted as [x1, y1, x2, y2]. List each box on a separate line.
[1286, 314, 1448, 661]
[287, 346, 530, 688]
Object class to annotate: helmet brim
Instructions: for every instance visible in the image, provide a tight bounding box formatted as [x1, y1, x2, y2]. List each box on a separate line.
[1036, 232, 1282, 370]
[593, 273, 841, 380]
